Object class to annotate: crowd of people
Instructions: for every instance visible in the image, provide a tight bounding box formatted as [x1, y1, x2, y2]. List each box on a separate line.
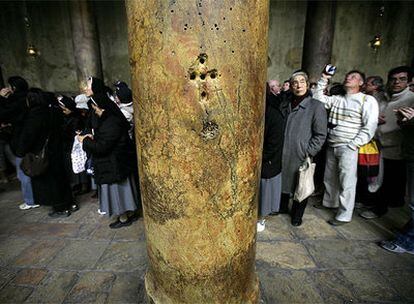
[259, 65, 414, 255]
[0, 76, 140, 229]
[1, 64, 413, 250]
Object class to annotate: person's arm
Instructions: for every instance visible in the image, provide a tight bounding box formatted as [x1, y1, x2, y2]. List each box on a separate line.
[312, 75, 337, 110]
[306, 102, 327, 157]
[82, 117, 122, 156]
[348, 95, 379, 149]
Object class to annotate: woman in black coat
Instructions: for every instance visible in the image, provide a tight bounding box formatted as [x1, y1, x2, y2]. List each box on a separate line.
[78, 77, 139, 229]
[17, 89, 75, 217]
[257, 84, 286, 232]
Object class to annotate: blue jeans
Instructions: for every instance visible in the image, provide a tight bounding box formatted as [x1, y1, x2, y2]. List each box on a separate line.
[394, 160, 414, 251]
[15, 157, 35, 205]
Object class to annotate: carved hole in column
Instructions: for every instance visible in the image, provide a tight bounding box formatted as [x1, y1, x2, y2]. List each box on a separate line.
[210, 70, 217, 79]
[201, 91, 207, 98]
[200, 74, 206, 80]
[190, 72, 196, 80]
[198, 53, 207, 64]
[200, 120, 219, 141]
[170, 10, 174, 13]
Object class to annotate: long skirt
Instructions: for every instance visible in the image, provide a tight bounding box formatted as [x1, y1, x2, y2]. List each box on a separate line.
[98, 175, 139, 217]
[259, 173, 282, 217]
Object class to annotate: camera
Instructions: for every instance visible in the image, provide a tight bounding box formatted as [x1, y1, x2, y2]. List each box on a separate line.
[324, 64, 337, 76]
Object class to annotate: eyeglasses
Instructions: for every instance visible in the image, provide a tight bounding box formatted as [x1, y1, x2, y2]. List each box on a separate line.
[390, 77, 408, 83]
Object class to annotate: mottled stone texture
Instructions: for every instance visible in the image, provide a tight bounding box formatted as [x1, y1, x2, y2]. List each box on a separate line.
[126, 1, 269, 303]
[69, 0, 103, 90]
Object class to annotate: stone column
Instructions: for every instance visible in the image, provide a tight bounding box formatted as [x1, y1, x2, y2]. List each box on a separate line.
[126, 1, 269, 303]
[69, 0, 103, 90]
[301, 0, 336, 82]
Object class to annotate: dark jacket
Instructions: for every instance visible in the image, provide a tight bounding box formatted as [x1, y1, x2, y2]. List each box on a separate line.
[401, 118, 414, 161]
[18, 96, 73, 209]
[0, 91, 28, 155]
[83, 111, 136, 185]
[261, 93, 285, 179]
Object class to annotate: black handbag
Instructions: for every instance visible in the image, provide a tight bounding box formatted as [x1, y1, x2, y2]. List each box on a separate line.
[20, 138, 49, 177]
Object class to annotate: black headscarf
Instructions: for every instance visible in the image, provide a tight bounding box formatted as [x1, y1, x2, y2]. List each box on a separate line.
[89, 77, 130, 131]
[8, 76, 28, 93]
[26, 88, 47, 108]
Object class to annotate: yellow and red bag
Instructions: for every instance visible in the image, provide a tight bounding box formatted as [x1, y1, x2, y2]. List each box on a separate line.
[358, 140, 380, 177]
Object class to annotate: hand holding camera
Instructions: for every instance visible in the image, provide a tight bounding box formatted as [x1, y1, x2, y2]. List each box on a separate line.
[322, 64, 336, 80]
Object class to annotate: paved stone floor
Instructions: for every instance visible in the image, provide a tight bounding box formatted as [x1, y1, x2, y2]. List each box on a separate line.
[0, 181, 413, 303]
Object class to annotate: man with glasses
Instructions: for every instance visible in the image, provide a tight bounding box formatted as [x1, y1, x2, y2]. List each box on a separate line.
[361, 66, 414, 219]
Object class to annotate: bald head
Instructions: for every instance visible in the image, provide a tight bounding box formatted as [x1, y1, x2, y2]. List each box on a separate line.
[268, 80, 281, 96]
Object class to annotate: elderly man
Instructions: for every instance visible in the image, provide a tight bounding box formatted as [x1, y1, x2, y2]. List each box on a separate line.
[313, 69, 379, 225]
[361, 66, 414, 219]
[268, 79, 281, 96]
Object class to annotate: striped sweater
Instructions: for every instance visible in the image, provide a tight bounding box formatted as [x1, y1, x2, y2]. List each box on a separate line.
[313, 78, 379, 150]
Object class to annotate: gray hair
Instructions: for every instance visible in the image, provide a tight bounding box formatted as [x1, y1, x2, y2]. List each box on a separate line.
[290, 71, 310, 86]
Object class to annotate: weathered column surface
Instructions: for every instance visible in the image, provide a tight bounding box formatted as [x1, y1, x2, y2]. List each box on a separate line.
[69, 0, 102, 90]
[126, 1, 269, 303]
[301, 0, 336, 82]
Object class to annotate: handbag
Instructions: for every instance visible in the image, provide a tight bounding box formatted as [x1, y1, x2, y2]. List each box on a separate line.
[358, 139, 380, 177]
[71, 136, 88, 174]
[294, 157, 316, 203]
[20, 138, 49, 177]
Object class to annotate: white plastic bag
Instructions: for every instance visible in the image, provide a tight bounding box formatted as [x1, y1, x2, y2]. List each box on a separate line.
[294, 157, 316, 203]
[71, 136, 87, 174]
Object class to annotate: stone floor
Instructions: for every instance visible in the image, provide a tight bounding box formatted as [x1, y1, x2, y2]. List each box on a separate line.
[0, 181, 413, 304]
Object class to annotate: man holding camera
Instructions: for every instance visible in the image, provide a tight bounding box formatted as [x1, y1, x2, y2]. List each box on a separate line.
[313, 67, 378, 225]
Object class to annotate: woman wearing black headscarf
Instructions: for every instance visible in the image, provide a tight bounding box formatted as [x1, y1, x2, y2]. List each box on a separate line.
[17, 89, 76, 217]
[78, 77, 139, 228]
[58, 95, 88, 196]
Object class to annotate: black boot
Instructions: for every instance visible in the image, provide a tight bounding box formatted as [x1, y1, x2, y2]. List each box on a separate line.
[291, 199, 308, 226]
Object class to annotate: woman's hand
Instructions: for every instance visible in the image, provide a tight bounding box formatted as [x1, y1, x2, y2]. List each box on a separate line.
[77, 134, 93, 143]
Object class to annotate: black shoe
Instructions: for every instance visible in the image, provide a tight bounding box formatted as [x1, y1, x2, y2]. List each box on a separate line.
[313, 203, 336, 210]
[70, 204, 79, 212]
[291, 218, 302, 227]
[109, 218, 133, 229]
[128, 212, 140, 222]
[48, 210, 71, 218]
[327, 219, 348, 226]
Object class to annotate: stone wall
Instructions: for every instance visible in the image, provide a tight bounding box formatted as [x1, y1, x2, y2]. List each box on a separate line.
[0, 0, 413, 92]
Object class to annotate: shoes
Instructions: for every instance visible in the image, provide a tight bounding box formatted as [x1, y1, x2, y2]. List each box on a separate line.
[257, 219, 266, 232]
[19, 203, 40, 210]
[278, 208, 289, 214]
[109, 218, 133, 229]
[128, 212, 140, 222]
[327, 219, 348, 226]
[291, 218, 302, 227]
[98, 209, 107, 215]
[269, 212, 280, 216]
[360, 210, 380, 220]
[70, 204, 79, 212]
[48, 210, 71, 218]
[379, 241, 414, 255]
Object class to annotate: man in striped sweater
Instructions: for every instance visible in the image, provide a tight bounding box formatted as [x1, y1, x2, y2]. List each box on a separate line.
[313, 69, 379, 225]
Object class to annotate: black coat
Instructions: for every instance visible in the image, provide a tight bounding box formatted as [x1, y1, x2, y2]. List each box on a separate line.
[261, 93, 286, 179]
[18, 104, 73, 209]
[83, 111, 136, 185]
[0, 91, 28, 155]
